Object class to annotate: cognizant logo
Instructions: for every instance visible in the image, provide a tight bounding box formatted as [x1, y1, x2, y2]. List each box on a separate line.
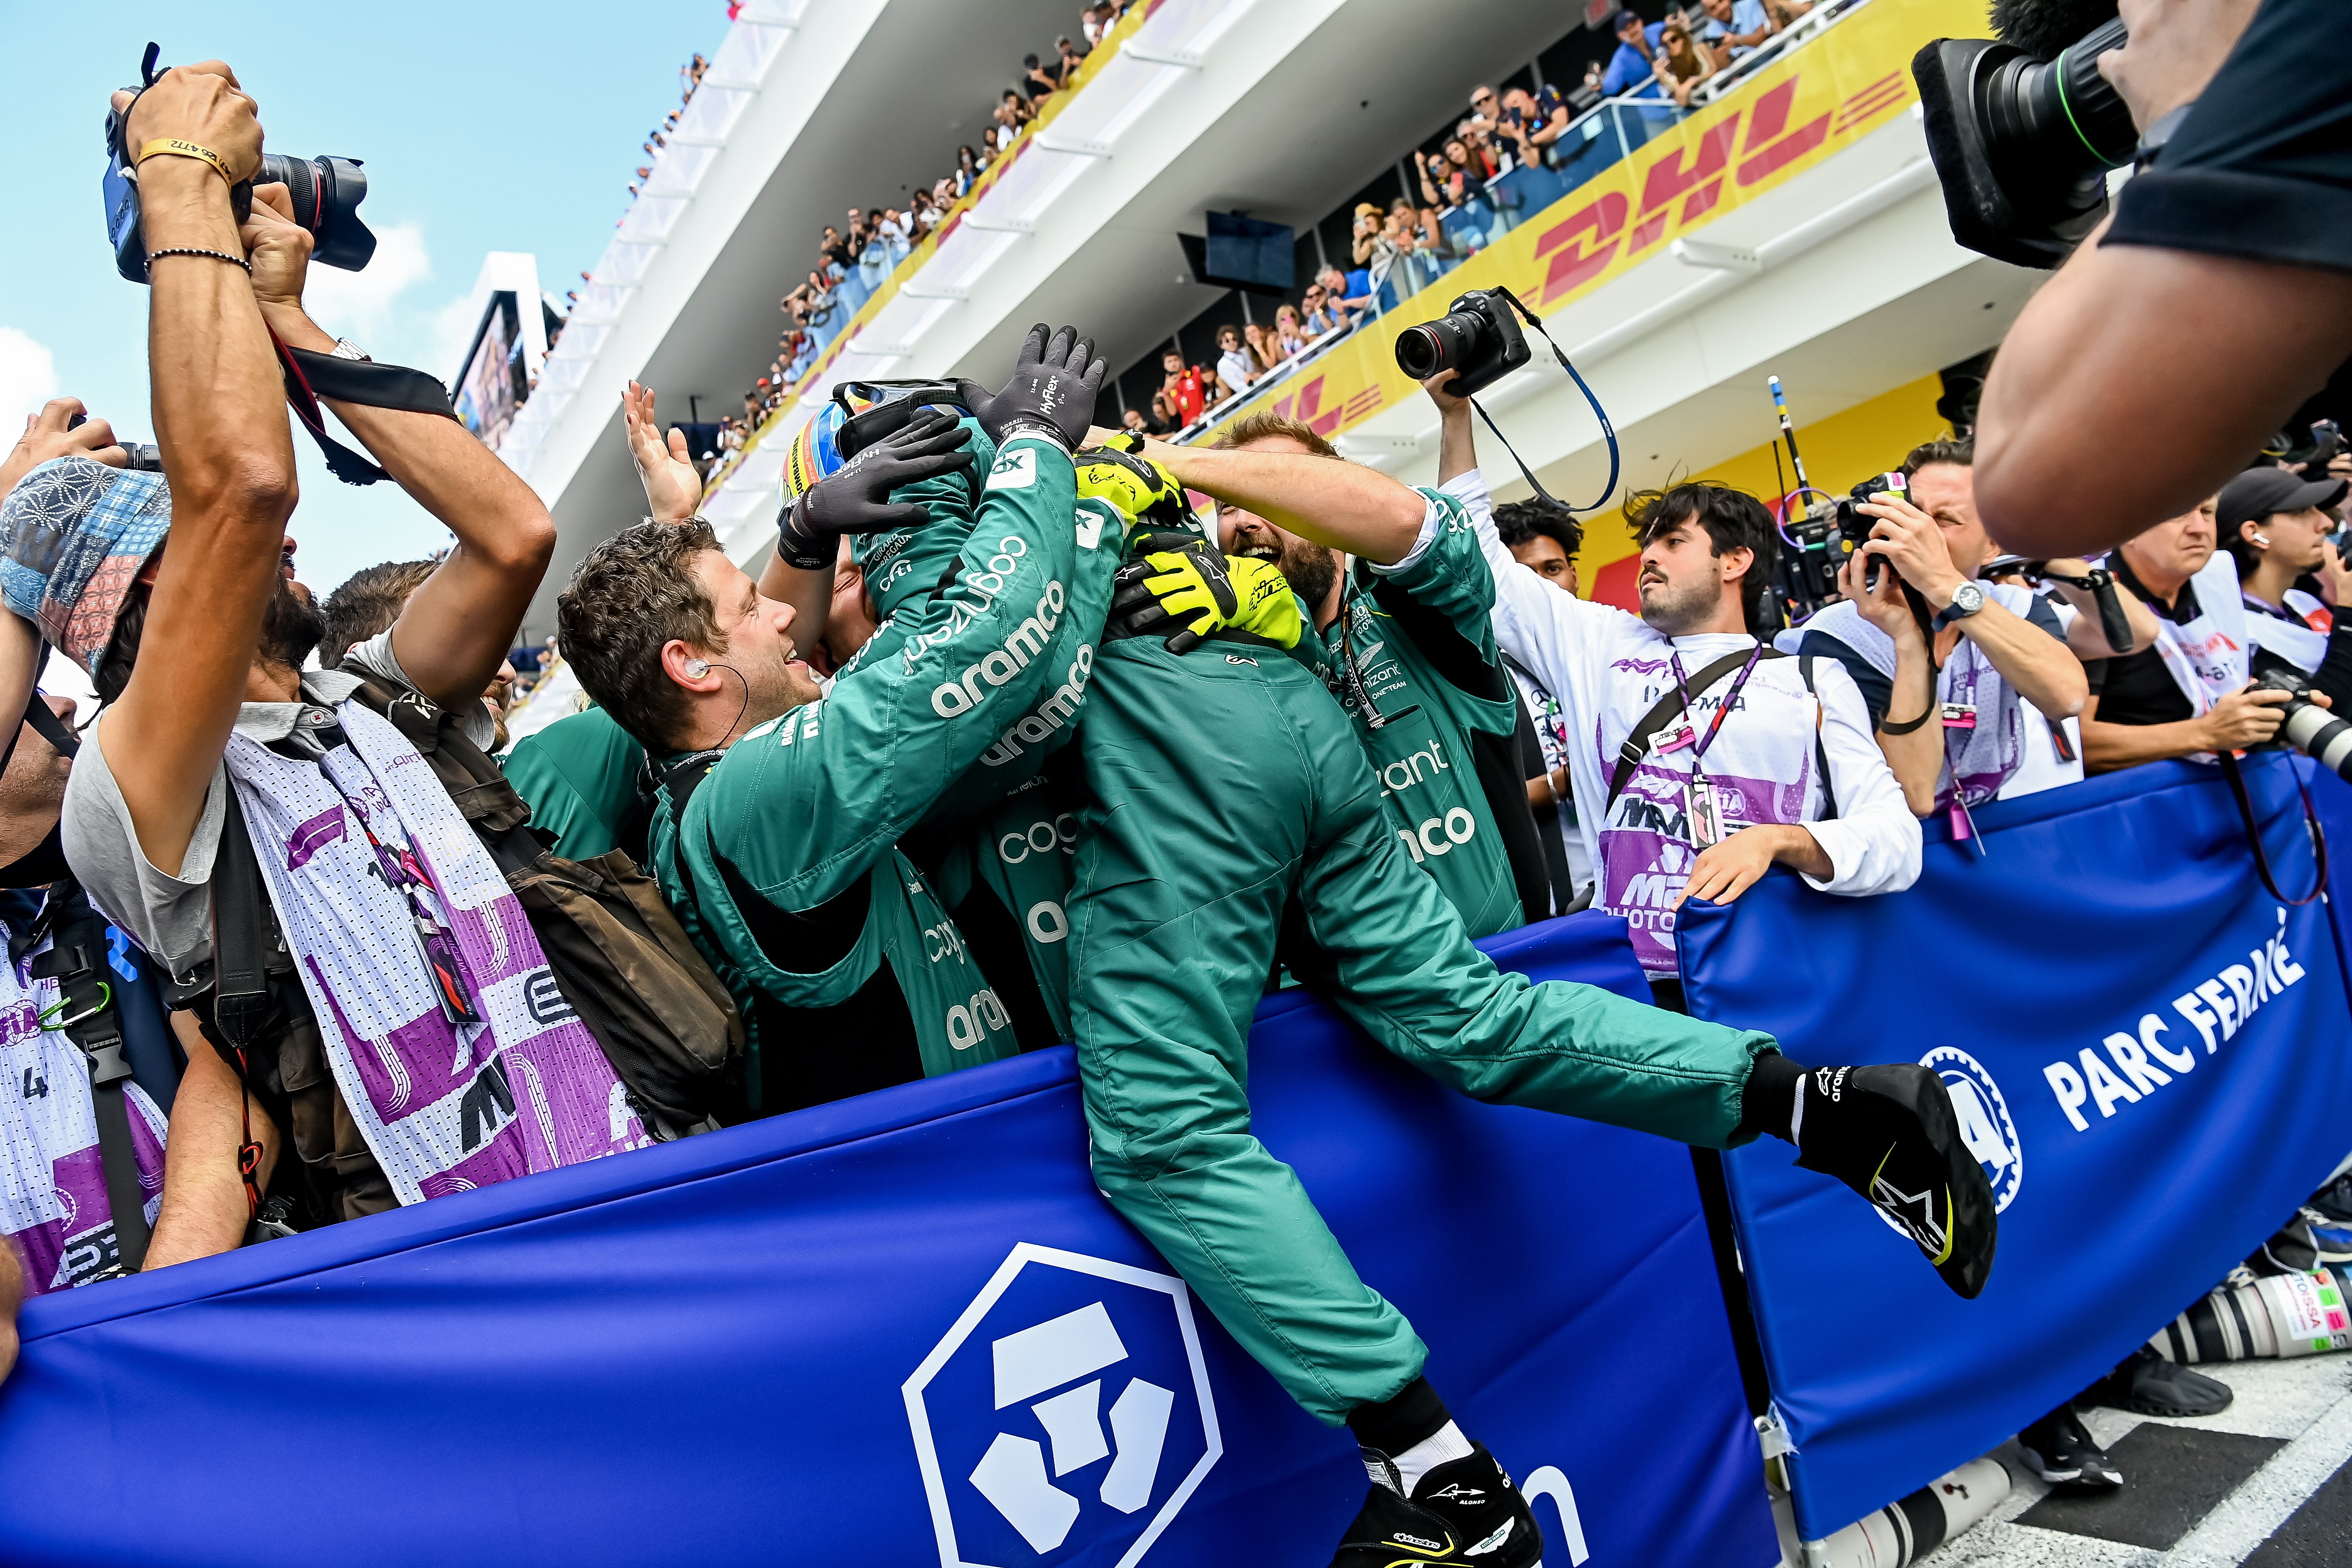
[904, 1245, 1222, 1567]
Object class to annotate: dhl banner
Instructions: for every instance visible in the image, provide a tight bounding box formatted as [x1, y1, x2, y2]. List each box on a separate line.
[1231, 0, 1987, 445]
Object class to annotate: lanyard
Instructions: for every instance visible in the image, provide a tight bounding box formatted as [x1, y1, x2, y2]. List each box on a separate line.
[1669, 640, 1763, 770]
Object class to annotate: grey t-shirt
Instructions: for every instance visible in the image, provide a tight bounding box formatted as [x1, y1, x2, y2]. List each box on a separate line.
[59, 629, 492, 986]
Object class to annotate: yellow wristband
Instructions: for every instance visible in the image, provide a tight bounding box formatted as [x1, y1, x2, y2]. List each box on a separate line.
[136, 139, 234, 186]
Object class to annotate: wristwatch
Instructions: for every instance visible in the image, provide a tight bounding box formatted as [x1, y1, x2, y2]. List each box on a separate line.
[1938, 581, 1988, 626]
[329, 337, 371, 362]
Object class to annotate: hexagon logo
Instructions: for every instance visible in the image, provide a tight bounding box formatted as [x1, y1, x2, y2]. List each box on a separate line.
[904, 1243, 1222, 1568]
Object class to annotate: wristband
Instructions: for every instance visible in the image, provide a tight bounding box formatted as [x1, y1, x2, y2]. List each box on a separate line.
[137, 138, 235, 186]
[997, 418, 1071, 453]
[776, 496, 832, 572]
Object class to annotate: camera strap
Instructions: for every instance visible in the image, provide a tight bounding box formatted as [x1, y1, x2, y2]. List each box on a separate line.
[271, 336, 460, 487]
[2216, 749, 2328, 906]
[1470, 287, 1620, 517]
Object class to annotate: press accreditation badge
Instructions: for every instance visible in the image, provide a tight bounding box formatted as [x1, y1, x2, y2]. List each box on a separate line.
[1686, 777, 1723, 849]
[1941, 702, 1979, 732]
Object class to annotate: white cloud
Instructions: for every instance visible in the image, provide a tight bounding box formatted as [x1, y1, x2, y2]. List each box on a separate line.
[0, 326, 59, 427]
[302, 221, 433, 339]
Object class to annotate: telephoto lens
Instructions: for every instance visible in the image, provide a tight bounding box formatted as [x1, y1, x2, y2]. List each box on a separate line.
[2249, 666, 2352, 781]
[1392, 288, 1530, 397]
[1394, 308, 1487, 382]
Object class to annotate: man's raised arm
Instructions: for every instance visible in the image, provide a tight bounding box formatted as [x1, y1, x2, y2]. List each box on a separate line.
[103, 63, 295, 878]
[240, 188, 550, 714]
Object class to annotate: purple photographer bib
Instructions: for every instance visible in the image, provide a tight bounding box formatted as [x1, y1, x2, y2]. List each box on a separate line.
[224, 698, 648, 1206]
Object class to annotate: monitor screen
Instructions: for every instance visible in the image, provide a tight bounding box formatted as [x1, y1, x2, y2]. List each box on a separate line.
[454, 291, 528, 451]
[1201, 212, 1295, 294]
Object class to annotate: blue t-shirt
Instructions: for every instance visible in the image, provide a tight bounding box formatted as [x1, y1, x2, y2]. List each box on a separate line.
[1598, 27, 1666, 98]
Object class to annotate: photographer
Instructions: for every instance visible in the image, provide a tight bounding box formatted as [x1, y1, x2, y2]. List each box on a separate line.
[60, 60, 644, 1242]
[2218, 466, 2352, 702]
[2077, 496, 2298, 769]
[1974, 0, 2352, 558]
[1428, 374, 1921, 993]
[1784, 440, 2155, 823]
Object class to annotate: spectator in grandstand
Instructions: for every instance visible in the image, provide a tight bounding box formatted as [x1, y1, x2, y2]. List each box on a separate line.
[1352, 203, 1404, 294]
[1497, 84, 1573, 168]
[1301, 282, 1346, 339]
[979, 125, 1006, 170]
[1654, 17, 1718, 106]
[2078, 497, 2293, 771]
[1146, 393, 1179, 435]
[1782, 440, 2154, 828]
[1320, 264, 1372, 327]
[1162, 349, 1214, 427]
[63, 66, 647, 1246]
[1121, 406, 1153, 436]
[1021, 52, 1062, 101]
[1590, 8, 1666, 98]
[2219, 466, 2352, 697]
[1698, 0, 1778, 65]
[1492, 500, 1591, 913]
[1417, 143, 1480, 217]
[1082, 3, 1111, 47]
[1241, 321, 1279, 381]
[1274, 303, 1310, 360]
[1057, 35, 1088, 74]
[953, 144, 982, 194]
[1215, 327, 1255, 398]
[992, 96, 1028, 150]
[1421, 372, 1921, 997]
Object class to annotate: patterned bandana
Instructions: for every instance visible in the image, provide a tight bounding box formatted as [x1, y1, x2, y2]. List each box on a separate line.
[0, 457, 172, 677]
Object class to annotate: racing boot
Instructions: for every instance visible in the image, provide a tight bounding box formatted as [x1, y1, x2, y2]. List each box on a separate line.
[1331, 1443, 1544, 1568]
[1793, 1064, 1999, 1298]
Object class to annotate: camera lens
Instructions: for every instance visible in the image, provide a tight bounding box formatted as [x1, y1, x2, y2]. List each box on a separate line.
[1394, 308, 1485, 381]
[2280, 701, 2352, 782]
[254, 152, 376, 272]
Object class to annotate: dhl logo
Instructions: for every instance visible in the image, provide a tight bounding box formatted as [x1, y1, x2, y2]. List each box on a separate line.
[1252, 59, 1915, 441]
[1532, 72, 1901, 305]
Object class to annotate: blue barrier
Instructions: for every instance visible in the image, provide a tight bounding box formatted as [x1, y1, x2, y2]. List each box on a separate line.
[0, 912, 1775, 1568]
[1679, 753, 2352, 1541]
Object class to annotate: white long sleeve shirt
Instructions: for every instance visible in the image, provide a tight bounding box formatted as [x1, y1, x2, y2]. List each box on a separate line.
[1444, 469, 1921, 975]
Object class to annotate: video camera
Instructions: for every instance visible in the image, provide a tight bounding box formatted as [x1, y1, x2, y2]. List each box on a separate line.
[1912, 12, 2137, 267]
[103, 44, 376, 285]
[1769, 472, 1909, 624]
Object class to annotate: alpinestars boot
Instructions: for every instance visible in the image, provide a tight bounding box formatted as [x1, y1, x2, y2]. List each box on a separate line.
[1794, 1064, 1999, 1298]
[1331, 1444, 1544, 1567]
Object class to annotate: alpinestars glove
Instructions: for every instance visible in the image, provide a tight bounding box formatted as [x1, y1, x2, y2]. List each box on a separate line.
[953, 324, 1106, 452]
[1074, 448, 1200, 551]
[776, 408, 973, 570]
[1108, 533, 1304, 654]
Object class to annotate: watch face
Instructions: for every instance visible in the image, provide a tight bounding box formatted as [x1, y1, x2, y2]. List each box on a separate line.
[1954, 583, 1985, 613]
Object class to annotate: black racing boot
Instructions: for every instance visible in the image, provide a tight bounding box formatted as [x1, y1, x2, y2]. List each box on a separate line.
[2088, 1345, 2233, 1418]
[2018, 1406, 2123, 1492]
[1794, 1064, 1999, 1298]
[1331, 1444, 1544, 1568]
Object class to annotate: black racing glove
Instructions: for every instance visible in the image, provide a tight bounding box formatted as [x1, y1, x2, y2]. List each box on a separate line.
[955, 324, 1106, 453]
[776, 408, 974, 570]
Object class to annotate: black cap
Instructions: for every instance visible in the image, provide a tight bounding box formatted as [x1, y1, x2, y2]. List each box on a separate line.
[2218, 467, 2350, 532]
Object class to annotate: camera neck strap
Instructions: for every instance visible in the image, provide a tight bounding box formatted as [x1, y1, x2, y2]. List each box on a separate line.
[2216, 749, 2328, 906]
[270, 333, 460, 487]
[1468, 287, 1620, 518]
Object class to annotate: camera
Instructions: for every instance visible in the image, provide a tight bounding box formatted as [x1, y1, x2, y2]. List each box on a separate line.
[102, 44, 376, 285]
[1394, 288, 1531, 397]
[2249, 657, 2352, 783]
[1765, 472, 1909, 623]
[1832, 471, 1909, 590]
[1912, 15, 2137, 268]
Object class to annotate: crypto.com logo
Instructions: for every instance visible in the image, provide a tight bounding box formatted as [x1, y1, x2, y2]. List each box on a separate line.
[904, 1244, 1222, 1568]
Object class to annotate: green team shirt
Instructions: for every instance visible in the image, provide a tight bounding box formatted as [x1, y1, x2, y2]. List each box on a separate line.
[1301, 487, 1526, 937]
[503, 705, 646, 861]
[651, 435, 1113, 1110]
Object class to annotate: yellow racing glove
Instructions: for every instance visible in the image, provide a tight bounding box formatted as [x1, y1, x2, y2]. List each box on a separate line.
[1073, 447, 1204, 551]
[1108, 534, 1303, 654]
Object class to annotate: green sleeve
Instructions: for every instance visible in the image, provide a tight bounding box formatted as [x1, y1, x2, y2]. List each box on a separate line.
[699, 435, 1088, 915]
[502, 706, 646, 861]
[1372, 486, 1501, 660]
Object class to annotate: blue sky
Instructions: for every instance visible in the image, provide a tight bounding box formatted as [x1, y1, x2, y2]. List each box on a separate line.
[0, 3, 719, 599]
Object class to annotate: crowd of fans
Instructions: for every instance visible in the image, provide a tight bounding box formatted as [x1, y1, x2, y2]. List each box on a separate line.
[730, 3, 1144, 436]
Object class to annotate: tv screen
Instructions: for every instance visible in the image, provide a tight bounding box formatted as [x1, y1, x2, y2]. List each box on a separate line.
[1196, 212, 1295, 295]
[454, 291, 528, 452]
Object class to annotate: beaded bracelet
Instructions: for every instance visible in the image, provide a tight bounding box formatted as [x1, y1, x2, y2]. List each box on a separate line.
[147, 247, 253, 275]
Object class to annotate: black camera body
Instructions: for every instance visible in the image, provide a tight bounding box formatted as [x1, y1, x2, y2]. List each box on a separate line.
[2249, 655, 2352, 782]
[1393, 288, 1531, 397]
[1765, 471, 1910, 623]
[103, 45, 375, 284]
[1832, 471, 1909, 589]
[1913, 15, 2136, 268]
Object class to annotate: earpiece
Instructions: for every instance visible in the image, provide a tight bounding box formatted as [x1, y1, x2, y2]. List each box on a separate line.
[684, 658, 710, 678]
[2249, 531, 2272, 548]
